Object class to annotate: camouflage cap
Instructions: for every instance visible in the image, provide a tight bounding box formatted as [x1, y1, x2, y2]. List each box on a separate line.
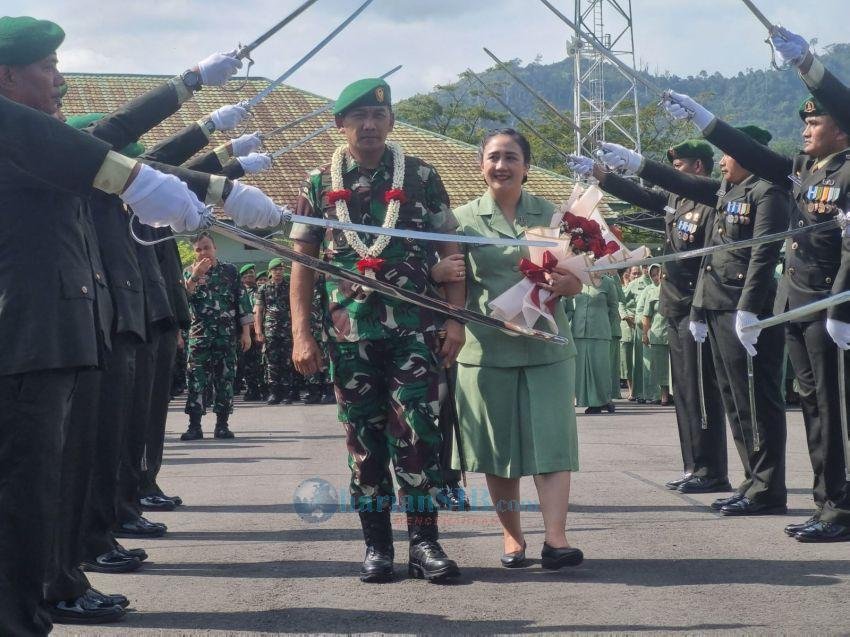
[66, 113, 145, 158]
[239, 263, 256, 276]
[735, 125, 772, 147]
[333, 78, 391, 116]
[0, 16, 64, 65]
[667, 139, 714, 164]
[268, 257, 284, 270]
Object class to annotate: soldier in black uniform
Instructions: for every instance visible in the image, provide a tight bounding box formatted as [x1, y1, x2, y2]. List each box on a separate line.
[663, 26, 850, 542]
[568, 141, 730, 494]
[600, 129, 790, 517]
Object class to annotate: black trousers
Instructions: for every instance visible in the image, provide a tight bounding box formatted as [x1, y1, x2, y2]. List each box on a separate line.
[667, 314, 728, 479]
[0, 370, 78, 637]
[139, 328, 179, 497]
[44, 370, 101, 603]
[705, 309, 787, 504]
[786, 320, 850, 524]
[82, 334, 137, 559]
[116, 331, 160, 525]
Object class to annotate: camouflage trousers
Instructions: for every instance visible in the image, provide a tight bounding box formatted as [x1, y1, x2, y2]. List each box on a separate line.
[185, 339, 238, 416]
[329, 332, 444, 512]
[263, 332, 294, 390]
[239, 339, 265, 395]
[304, 336, 328, 388]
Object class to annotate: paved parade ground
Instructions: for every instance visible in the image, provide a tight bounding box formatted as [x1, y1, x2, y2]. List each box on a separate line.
[55, 398, 849, 636]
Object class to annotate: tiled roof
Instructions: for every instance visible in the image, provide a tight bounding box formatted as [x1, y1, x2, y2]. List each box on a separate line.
[63, 73, 608, 214]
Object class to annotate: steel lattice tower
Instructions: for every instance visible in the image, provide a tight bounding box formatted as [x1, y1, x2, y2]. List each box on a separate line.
[570, 0, 642, 156]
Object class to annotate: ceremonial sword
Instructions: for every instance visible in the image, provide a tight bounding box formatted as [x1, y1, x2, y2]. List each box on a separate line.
[746, 354, 760, 452]
[586, 218, 842, 273]
[697, 343, 708, 430]
[234, 0, 320, 61]
[206, 219, 569, 345]
[839, 350, 850, 481]
[738, 0, 792, 71]
[740, 291, 850, 332]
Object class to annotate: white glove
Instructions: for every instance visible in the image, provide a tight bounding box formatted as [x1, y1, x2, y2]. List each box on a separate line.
[827, 318, 850, 350]
[197, 50, 242, 86]
[223, 181, 282, 228]
[597, 142, 643, 175]
[735, 310, 761, 356]
[689, 320, 708, 344]
[210, 104, 249, 131]
[837, 210, 850, 238]
[119, 164, 207, 233]
[566, 154, 595, 178]
[663, 90, 715, 131]
[236, 152, 273, 174]
[771, 27, 810, 68]
[231, 131, 263, 157]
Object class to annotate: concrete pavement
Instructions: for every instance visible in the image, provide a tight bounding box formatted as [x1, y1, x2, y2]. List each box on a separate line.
[54, 397, 850, 636]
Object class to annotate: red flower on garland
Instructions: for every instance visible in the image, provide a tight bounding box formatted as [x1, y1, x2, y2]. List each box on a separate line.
[383, 188, 407, 204]
[327, 189, 351, 204]
[356, 257, 386, 274]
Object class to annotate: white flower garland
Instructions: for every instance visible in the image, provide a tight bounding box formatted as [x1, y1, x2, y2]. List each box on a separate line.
[330, 141, 405, 269]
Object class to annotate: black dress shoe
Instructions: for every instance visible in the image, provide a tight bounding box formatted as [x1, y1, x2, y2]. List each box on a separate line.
[584, 406, 603, 414]
[720, 497, 787, 516]
[85, 588, 130, 609]
[114, 543, 148, 562]
[665, 473, 693, 490]
[214, 426, 235, 439]
[678, 477, 734, 494]
[605, 402, 616, 413]
[795, 520, 850, 543]
[500, 541, 528, 568]
[180, 426, 203, 441]
[784, 516, 820, 537]
[49, 595, 125, 624]
[710, 492, 744, 511]
[636, 398, 647, 404]
[81, 550, 141, 573]
[541, 542, 584, 570]
[140, 495, 176, 511]
[114, 518, 167, 538]
[303, 390, 323, 404]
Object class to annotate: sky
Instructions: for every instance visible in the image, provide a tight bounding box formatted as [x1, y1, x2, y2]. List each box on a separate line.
[4, 0, 847, 100]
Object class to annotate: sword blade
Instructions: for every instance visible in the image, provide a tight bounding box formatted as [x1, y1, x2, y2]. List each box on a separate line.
[838, 349, 850, 481]
[269, 122, 333, 158]
[466, 68, 570, 160]
[746, 354, 760, 452]
[538, 0, 663, 95]
[237, 0, 320, 58]
[245, 0, 374, 109]
[740, 0, 777, 33]
[697, 343, 708, 430]
[284, 212, 559, 248]
[587, 218, 841, 272]
[209, 220, 569, 345]
[742, 291, 850, 331]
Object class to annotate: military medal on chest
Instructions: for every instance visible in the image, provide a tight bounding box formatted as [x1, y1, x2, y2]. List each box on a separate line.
[676, 210, 700, 242]
[725, 201, 751, 225]
[805, 180, 841, 215]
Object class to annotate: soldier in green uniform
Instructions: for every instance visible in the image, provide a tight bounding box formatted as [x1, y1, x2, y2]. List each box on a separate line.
[289, 78, 465, 583]
[238, 263, 265, 401]
[302, 276, 330, 404]
[254, 258, 296, 405]
[256, 270, 269, 287]
[182, 232, 253, 440]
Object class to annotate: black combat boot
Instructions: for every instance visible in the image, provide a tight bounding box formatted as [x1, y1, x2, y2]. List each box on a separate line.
[214, 412, 235, 439]
[358, 510, 395, 583]
[407, 510, 460, 581]
[180, 412, 203, 441]
[267, 387, 283, 405]
[303, 386, 323, 404]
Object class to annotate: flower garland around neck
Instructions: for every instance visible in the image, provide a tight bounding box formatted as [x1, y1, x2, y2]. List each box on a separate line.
[327, 141, 406, 279]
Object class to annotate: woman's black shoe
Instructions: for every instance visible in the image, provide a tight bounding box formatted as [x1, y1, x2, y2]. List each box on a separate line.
[541, 542, 584, 570]
[584, 406, 603, 415]
[500, 541, 528, 568]
[605, 402, 616, 413]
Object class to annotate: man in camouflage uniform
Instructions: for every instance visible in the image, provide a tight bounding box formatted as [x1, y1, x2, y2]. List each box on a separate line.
[237, 263, 265, 401]
[254, 258, 295, 405]
[289, 78, 465, 583]
[302, 276, 329, 404]
[182, 232, 253, 440]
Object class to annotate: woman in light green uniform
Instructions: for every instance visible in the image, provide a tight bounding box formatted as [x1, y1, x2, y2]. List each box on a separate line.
[619, 269, 635, 398]
[569, 275, 620, 414]
[625, 266, 652, 402]
[451, 129, 584, 571]
[609, 274, 625, 405]
[641, 264, 670, 405]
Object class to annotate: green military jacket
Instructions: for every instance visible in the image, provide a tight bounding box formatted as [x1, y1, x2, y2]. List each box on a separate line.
[453, 190, 576, 367]
[640, 283, 668, 345]
[184, 260, 253, 343]
[569, 276, 620, 341]
[255, 279, 291, 336]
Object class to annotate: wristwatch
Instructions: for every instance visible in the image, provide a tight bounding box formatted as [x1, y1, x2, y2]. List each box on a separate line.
[199, 117, 216, 136]
[181, 69, 203, 92]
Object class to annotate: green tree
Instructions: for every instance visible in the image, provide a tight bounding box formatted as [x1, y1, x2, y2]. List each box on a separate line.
[177, 239, 194, 269]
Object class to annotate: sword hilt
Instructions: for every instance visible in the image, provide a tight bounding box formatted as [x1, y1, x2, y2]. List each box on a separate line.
[221, 46, 255, 93]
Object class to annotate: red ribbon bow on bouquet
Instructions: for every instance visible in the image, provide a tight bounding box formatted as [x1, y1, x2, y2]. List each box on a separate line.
[518, 250, 560, 313]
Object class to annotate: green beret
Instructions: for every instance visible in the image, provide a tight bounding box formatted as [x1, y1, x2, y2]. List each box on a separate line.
[799, 95, 826, 120]
[66, 113, 145, 158]
[0, 16, 65, 65]
[667, 139, 714, 164]
[333, 78, 391, 116]
[735, 125, 772, 146]
[239, 263, 256, 276]
[268, 257, 284, 270]
[256, 270, 268, 279]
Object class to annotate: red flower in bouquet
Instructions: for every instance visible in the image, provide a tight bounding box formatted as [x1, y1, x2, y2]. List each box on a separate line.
[327, 189, 351, 204]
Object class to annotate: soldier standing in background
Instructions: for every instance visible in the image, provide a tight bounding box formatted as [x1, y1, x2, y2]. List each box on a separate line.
[255, 258, 296, 405]
[238, 263, 265, 401]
